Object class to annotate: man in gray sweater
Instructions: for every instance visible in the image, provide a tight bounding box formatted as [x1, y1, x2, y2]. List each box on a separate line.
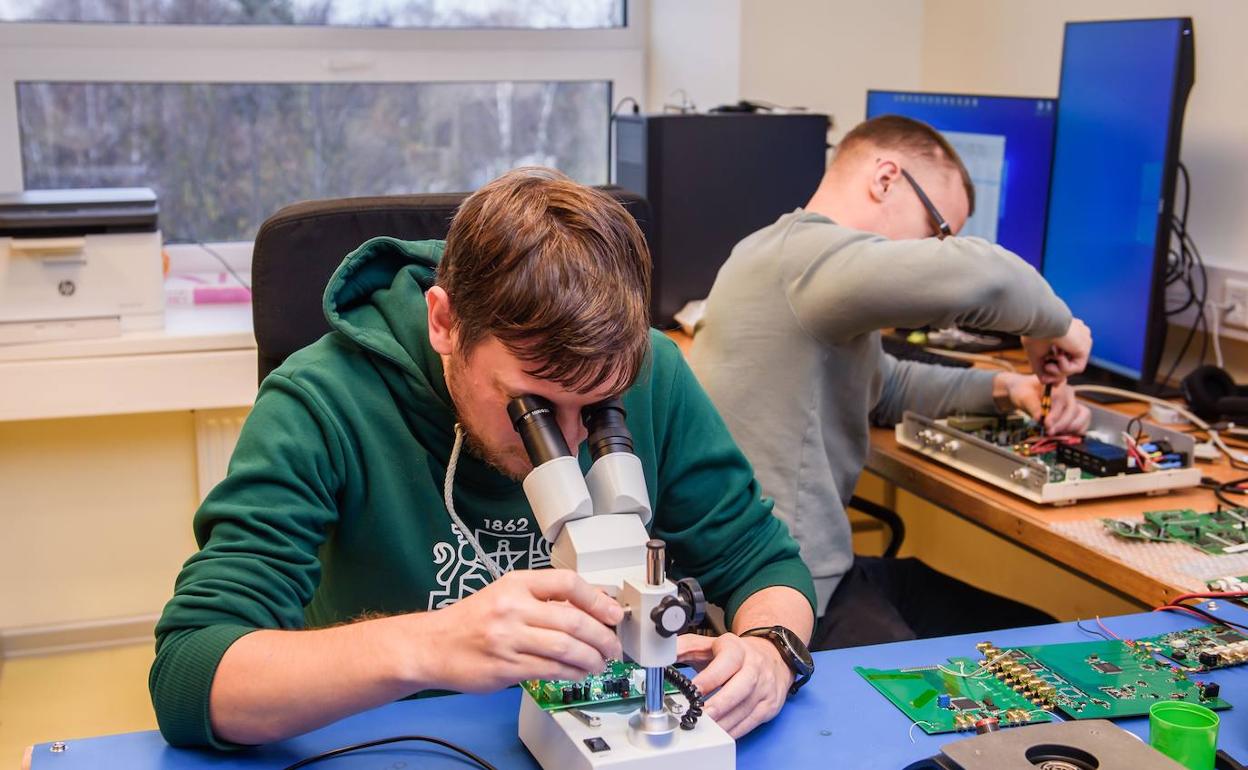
[690, 115, 1093, 649]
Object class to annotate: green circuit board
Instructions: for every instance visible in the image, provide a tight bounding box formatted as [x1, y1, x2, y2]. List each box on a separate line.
[1137, 624, 1248, 671]
[521, 660, 676, 712]
[976, 639, 1229, 720]
[1103, 508, 1248, 555]
[854, 657, 1053, 735]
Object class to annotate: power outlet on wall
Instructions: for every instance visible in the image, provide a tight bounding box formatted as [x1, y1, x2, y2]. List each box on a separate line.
[1224, 279, 1248, 329]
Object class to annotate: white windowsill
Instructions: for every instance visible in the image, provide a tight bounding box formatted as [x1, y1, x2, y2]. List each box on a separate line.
[0, 303, 259, 422]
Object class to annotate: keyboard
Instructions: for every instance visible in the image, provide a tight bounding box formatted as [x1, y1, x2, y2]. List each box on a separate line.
[881, 336, 974, 368]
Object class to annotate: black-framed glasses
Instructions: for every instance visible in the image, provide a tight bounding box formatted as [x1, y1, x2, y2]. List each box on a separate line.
[900, 168, 952, 240]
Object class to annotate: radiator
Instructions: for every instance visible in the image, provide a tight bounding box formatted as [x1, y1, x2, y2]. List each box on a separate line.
[193, 408, 250, 502]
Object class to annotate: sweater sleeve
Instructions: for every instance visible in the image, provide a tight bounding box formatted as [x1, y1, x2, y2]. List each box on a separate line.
[869, 351, 999, 427]
[648, 336, 816, 625]
[149, 374, 346, 749]
[784, 230, 1073, 345]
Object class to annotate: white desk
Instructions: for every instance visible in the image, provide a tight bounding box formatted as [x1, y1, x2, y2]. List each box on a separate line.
[0, 304, 258, 422]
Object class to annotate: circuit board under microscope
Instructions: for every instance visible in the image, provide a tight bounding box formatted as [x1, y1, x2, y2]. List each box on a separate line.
[521, 659, 677, 712]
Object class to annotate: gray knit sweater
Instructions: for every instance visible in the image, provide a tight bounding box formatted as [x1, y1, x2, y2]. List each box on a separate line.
[689, 209, 1073, 614]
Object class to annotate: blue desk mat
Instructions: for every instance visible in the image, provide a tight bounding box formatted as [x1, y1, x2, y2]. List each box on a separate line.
[32, 609, 1248, 769]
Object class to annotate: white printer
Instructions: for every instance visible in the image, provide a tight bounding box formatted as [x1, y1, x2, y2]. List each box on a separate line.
[0, 187, 164, 344]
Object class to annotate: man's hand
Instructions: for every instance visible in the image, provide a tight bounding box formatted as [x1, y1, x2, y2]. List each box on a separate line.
[1021, 318, 1092, 384]
[994, 373, 1091, 435]
[676, 633, 793, 738]
[417, 569, 623, 693]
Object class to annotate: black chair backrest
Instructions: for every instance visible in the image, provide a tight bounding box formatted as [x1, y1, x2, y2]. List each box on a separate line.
[251, 187, 652, 383]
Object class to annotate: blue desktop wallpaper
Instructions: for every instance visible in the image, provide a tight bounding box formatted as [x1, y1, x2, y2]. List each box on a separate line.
[1041, 18, 1186, 381]
[866, 90, 1056, 269]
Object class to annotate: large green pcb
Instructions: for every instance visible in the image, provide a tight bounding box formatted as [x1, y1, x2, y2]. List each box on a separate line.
[976, 639, 1229, 720]
[521, 660, 676, 712]
[855, 657, 1053, 735]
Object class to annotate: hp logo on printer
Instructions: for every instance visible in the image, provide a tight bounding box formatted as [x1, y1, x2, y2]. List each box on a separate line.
[58, 280, 76, 297]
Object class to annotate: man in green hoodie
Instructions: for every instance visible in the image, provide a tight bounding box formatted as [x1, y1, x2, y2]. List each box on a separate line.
[150, 168, 817, 750]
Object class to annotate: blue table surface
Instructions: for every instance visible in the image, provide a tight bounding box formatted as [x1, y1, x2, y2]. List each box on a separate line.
[32, 608, 1248, 769]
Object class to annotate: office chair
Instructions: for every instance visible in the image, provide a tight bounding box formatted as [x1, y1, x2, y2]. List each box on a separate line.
[251, 188, 652, 383]
[848, 495, 905, 558]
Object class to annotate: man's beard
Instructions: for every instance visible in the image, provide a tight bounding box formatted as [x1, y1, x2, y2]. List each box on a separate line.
[444, 355, 528, 481]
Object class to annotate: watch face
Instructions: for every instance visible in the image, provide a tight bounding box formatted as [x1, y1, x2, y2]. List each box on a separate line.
[774, 626, 815, 671]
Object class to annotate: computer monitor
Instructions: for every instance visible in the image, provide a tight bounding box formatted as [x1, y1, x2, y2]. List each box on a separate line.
[865, 90, 1056, 269]
[1041, 18, 1195, 389]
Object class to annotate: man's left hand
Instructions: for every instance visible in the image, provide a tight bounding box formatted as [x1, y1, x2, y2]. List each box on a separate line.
[676, 632, 793, 738]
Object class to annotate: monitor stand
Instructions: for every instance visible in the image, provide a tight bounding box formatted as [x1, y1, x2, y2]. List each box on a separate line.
[1070, 366, 1181, 403]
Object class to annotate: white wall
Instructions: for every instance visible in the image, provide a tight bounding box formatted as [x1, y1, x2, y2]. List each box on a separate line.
[646, 0, 741, 112]
[647, 0, 925, 140]
[920, 0, 1248, 270]
[739, 0, 925, 141]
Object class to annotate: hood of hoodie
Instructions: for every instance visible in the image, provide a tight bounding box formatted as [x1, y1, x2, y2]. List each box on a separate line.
[322, 236, 445, 381]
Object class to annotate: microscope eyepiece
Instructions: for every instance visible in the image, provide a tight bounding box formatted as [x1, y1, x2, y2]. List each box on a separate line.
[582, 398, 634, 460]
[508, 394, 571, 467]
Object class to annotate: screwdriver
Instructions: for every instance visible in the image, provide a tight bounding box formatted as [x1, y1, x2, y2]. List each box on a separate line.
[1040, 383, 1053, 436]
[1039, 352, 1057, 435]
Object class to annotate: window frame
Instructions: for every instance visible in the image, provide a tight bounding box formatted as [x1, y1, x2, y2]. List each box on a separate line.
[0, 2, 646, 235]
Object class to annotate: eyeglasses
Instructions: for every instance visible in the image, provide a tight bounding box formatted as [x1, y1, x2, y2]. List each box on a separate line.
[900, 168, 952, 240]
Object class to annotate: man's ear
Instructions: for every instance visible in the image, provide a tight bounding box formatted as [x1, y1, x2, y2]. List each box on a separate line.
[868, 158, 903, 203]
[426, 285, 455, 356]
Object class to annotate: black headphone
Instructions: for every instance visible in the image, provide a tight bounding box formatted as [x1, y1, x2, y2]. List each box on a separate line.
[1181, 364, 1248, 422]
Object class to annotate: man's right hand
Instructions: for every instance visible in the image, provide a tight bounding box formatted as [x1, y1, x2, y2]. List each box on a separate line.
[1022, 318, 1092, 384]
[412, 569, 624, 693]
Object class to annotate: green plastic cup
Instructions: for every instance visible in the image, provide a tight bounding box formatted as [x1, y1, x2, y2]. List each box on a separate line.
[1149, 701, 1220, 770]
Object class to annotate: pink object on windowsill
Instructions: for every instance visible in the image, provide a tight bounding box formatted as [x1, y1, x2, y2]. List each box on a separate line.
[165, 272, 252, 305]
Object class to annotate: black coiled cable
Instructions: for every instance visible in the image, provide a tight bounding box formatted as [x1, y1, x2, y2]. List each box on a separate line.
[663, 665, 703, 730]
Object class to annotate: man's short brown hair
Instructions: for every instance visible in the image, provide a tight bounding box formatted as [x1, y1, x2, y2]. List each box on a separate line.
[835, 115, 976, 217]
[437, 167, 651, 394]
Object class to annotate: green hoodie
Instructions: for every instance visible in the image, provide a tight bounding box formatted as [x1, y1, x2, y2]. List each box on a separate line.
[149, 237, 816, 749]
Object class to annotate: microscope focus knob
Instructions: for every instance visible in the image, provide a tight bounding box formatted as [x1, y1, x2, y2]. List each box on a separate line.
[651, 596, 691, 638]
[675, 577, 706, 628]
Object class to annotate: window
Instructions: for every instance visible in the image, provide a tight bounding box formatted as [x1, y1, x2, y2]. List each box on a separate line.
[0, 1, 642, 243]
[20, 80, 610, 242]
[0, 0, 625, 28]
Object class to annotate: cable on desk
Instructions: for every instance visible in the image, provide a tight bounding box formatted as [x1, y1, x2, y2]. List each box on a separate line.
[1153, 601, 1248, 631]
[1075, 618, 1111, 640]
[1211, 476, 1248, 509]
[280, 735, 498, 770]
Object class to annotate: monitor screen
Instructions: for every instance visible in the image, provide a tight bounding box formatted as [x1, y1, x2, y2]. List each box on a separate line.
[866, 90, 1056, 269]
[1041, 18, 1193, 384]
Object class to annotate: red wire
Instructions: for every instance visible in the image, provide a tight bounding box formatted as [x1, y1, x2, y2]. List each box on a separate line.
[1095, 616, 1121, 640]
[1170, 591, 1248, 604]
[1154, 605, 1221, 623]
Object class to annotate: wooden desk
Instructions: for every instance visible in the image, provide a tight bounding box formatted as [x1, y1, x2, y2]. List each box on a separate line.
[667, 329, 1236, 609]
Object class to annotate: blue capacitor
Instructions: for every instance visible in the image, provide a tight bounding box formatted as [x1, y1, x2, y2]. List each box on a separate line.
[938, 693, 952, 709]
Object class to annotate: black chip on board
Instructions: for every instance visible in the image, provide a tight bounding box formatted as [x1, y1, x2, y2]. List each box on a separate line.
[949, 697, 980, 711]
[1092, 661, 1123, 674]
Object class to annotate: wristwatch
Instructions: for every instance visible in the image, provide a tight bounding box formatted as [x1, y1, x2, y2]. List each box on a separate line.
[740, 625, 815, 696]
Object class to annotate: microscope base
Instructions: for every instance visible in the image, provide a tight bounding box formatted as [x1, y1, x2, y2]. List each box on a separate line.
[519, 692, 735, 769]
